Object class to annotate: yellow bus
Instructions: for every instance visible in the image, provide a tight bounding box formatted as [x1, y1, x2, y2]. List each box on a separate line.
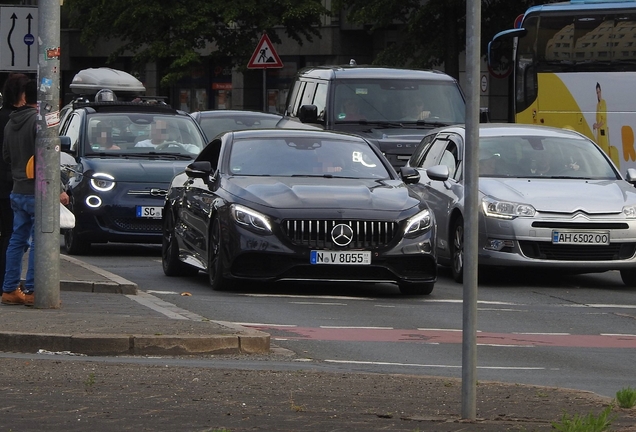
[489, 0, 636, 172]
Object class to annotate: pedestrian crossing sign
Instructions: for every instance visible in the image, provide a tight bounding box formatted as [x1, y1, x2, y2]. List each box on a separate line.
[247, 34, 284, 69]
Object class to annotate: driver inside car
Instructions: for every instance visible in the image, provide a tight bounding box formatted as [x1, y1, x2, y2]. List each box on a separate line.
[135, 119, 170, 148]
[135, 119, 198, 153]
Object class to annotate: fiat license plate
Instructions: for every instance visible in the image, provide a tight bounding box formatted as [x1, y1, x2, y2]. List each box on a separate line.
[310, 250, 371, 265]
[552, 230, 609, 245]
[136, 206, 163, 219]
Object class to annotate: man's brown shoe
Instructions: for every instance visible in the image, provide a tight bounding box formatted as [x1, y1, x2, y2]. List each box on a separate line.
[21, 290, 34, 306]
[1, 289, 28, 305]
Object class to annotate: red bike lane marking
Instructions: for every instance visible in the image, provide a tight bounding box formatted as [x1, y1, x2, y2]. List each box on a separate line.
[247, 326, 636, 348]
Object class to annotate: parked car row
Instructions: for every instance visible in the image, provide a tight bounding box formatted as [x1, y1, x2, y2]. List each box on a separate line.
[59, 68, 636, 295]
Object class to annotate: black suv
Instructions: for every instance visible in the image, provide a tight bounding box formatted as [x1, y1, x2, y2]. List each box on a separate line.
[278, 64, 468, 169]
[59, 69, 208, 254]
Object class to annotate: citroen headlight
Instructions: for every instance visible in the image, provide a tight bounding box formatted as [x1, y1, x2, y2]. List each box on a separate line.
[404, 209, 432, 237]
[90, 173, 115, 192]
[231, 204, 272, 233]
[623, 205, 636, 219]
[482, 196, 535, 219]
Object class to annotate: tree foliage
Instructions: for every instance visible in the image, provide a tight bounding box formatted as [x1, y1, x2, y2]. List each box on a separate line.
[64, 0, 330, 86]
[334, 0, 560, 79]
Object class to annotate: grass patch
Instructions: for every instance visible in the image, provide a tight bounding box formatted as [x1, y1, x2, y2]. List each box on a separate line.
[552, 406, 616, 432]
[615, 386, 636, 409]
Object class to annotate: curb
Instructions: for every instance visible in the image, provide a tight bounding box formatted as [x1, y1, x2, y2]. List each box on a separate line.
[0, 330, 270, 356]
[60, 255, 138, 294]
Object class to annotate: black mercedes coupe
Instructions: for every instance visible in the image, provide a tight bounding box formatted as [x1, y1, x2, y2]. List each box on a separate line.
[162, 129, 446, 295]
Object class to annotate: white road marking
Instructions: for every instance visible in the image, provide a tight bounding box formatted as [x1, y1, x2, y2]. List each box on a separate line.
[478, 343, 536, 348]
[600, 333, 636, 337]
[324, 359, 545, 370]
[146, 290, 179, 295]
[320, 326, 393, 330]
[513, 332, 571, 335]
[242, 294, 372, 300]
[235, 322, 297, 327]
[289, 302, 347, 306]
[130, 291, 217, 322]
[424, 300, 520, 305]
[128, 292, 193, 320]
[563, 304, 636, 309]
[478, 308, 526, 312]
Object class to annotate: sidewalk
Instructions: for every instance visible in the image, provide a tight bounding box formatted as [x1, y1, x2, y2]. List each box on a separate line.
[0, 254, 269, 356]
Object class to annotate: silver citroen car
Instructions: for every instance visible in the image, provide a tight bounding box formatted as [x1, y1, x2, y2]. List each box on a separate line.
[405, 124, 636, 286]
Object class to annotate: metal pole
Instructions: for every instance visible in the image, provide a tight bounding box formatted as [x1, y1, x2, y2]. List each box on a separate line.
[462, 0, 481, 420]
[34, 0, 61, 309]
[262, 69, 267, 112]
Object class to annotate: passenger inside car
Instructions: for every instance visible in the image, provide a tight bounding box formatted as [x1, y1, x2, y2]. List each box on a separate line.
[90, 122, 120, 151]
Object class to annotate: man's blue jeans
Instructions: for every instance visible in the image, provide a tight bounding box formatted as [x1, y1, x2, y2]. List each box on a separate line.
[2, 193, 35, 293]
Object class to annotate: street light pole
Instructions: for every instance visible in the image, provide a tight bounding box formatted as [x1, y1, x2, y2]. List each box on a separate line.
[34, 0, 61, 309]
[462, 0, 481, 420]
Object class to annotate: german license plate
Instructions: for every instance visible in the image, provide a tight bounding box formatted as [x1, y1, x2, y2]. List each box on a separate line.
[552, 230, 609, 245]
[136, 206, 163, 219]
[310, 250, 371, 265]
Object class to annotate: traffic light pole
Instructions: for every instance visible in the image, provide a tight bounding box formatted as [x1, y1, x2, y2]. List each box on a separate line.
[34, 0, 61, 309]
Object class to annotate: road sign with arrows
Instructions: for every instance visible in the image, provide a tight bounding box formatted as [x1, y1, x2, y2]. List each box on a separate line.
[0, 6, 38, 72]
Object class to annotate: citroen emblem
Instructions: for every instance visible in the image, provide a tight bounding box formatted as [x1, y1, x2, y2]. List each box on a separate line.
[331, 224, 354, 247]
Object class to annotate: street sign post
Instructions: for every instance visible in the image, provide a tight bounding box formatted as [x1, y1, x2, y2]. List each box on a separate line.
[34, 0, 61, 308]
[247, 34, 283, 111]
[0, 6, 38, 71]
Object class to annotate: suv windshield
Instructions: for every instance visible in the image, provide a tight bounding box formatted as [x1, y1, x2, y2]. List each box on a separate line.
[84, 113, 206, 156]
[334, 79, 465, 124]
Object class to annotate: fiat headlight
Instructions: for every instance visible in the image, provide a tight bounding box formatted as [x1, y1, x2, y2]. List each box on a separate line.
[231, 204, 272, 233]
[90, 173, 115, 192]
[404, 209, 432, 237]
[482, 196, 535, 219]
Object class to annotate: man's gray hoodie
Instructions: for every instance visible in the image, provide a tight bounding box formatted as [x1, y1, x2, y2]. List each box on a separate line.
[2, 106, 36, 195]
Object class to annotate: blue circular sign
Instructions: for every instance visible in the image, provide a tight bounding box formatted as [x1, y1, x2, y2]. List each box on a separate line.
[24, 34, 34, 45]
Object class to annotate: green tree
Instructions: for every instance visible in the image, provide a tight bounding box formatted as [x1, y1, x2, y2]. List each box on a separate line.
[64, 0, 330, 86]
[334, 0, 559, 79]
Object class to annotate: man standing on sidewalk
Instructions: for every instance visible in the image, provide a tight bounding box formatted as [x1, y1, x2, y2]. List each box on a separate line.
[1, 79, 37, 306]
[0, 74, 29, 290]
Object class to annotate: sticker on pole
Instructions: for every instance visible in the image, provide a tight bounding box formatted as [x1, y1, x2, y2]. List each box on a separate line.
[247, 34, 283, 69]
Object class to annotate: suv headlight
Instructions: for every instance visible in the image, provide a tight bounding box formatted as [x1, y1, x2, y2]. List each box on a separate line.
[90, 173, 115, 192]
[231, 204, 272, 233]
[404, 209, 432, 237]
[482, 196, 535, 219]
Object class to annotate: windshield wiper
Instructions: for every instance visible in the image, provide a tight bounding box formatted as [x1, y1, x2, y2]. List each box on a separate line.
[414, 119, 454, 127]
[340, 120, 404, 128]
[146, 152, 194, 159]
[291, 174, 337, 178]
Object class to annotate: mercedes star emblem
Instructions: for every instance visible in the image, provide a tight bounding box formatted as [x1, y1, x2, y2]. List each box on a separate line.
[331, 223, 354, 247]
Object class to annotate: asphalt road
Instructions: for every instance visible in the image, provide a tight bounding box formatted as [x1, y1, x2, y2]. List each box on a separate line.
[71, 241, 636, 399]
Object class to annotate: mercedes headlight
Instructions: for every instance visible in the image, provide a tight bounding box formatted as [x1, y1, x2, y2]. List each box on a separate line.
[90, 173, 115, 192]
[231, 204, 272, 233]
[482, 196, 535, 219]
[404, 209, 432, 237]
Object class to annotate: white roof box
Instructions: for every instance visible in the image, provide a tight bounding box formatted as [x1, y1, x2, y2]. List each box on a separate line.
[69, 67, 145, 95]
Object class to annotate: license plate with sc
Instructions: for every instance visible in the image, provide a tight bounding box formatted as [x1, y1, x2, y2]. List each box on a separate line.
[136, 206, 163, 219]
